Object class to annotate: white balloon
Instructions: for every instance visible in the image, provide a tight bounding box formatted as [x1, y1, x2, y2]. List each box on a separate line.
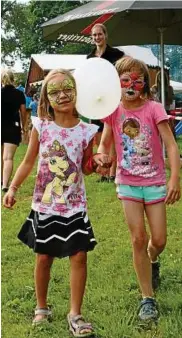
[74, 58, 121, 120]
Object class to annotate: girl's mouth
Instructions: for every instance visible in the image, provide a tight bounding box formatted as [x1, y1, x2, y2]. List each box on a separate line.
[126, 89, 135, 95]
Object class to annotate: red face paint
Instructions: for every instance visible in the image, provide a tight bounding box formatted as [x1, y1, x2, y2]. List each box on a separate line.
[120, 72, 145, 91]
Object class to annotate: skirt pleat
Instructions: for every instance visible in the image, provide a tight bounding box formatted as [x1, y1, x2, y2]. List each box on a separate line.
[18, 210, 97, 258]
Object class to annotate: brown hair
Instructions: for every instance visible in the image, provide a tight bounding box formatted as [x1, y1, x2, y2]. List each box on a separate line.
[91, 23, 108, 39]
[115, 57, 152, 99]
[1, 69, 14, 86]
[123, 118, 140, 130]
[38, 69, 77, 119]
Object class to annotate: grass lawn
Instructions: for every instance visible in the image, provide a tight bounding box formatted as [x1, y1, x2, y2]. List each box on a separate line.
[1, 137, 182, 338]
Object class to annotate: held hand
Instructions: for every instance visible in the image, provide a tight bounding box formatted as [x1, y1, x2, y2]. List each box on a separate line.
[95, 165, 110, 176]
[3, 190, 16, 209]
[165, 177, 181, 205]
[93, 153, 113, 168]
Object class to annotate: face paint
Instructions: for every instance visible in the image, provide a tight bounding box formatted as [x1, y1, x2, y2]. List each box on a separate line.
[47, 78, 76, 107]
[120, 72, 145, 101]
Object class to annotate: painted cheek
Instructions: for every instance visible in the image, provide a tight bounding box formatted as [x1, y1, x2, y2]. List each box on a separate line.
[48, 96, 58, 107]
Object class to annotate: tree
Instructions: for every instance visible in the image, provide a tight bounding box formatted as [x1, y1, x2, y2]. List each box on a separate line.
[1, 1, 28, 64]
[1, 0, 90, 68]
[145, 44, 182, 82]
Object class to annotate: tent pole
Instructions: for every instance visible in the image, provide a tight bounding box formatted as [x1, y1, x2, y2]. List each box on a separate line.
[159, 27, 166, 158]
[159, 27, 165, 107]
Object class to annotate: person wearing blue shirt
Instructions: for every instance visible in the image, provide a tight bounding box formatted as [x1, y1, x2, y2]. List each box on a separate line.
[29, 94, 38, 117]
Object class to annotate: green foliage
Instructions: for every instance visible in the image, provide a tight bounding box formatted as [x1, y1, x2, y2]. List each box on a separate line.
[1, 1, 28, 63]
[145, 44, 182, 82]
[1, 0, 86, 64]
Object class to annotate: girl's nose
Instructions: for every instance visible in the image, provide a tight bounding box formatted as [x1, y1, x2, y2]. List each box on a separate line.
[57, 90, 66, 98]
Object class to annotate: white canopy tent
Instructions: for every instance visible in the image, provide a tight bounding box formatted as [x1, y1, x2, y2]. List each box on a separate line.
[30, 53, 87, 71]
[170, 80, 182, 94]
[118, 45, 161, 67]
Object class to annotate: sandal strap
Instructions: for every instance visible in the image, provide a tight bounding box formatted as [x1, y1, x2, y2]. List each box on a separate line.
[68, 314, 93, 333]
[35, 308, 52, 316]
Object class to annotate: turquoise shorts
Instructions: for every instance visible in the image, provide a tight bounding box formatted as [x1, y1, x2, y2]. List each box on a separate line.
[117, 185, 167, 205]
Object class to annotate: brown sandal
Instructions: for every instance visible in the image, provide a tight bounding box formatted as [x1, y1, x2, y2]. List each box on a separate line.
[67, 314, 94, 337]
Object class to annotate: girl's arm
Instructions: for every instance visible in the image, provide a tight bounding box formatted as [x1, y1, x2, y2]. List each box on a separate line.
[97, 122, 114, 154]
[82, 138, 112, 176]
[158, 121, 181, 204]
[3, 128, 39, 208]
[19, 104, 27, 132]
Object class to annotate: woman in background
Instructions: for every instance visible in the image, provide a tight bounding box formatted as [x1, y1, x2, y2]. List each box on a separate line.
[87, 23, 124, 182]
[1, 70, 26, 192]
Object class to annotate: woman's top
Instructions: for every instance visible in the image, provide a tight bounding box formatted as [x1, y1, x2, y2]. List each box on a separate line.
[103, 100, 169, 186]
[1, 85, 25, 127]
[87, 44, 124, 64]
[32, 118, 98, 217]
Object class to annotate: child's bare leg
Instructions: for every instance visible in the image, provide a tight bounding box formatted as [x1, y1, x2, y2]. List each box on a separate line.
[69, 251, 87, 316]
[69, 252, 93, 335]
[122, 200, 153, 297]
[145, 202, 167, 262]
[34, 254, 54, 320]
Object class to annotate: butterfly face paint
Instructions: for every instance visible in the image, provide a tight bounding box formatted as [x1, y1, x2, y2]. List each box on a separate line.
[120, 72, 145, 101]
[47, 78, 76, 108]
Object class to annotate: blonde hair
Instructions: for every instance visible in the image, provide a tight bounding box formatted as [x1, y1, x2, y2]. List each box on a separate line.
[115, 57, 152, 99]
[91, 23, 108, 39]
[1, 70, 14, 86]
[38, 69, 77, 119]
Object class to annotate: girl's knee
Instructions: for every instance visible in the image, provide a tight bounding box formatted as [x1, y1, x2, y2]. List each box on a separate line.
[36, 254, 53, 268]
[3, 155, 13, 162]
[151, 237, 167, 251]
[70, 251, 87, 266]
[131, 232, 148, 250]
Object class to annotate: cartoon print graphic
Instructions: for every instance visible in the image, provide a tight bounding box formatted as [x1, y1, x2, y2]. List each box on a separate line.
[134, 134, 151, 165]
[121, 118, 140, 169]
[120, 118, 158, 177]
[40, 140, 78, 204]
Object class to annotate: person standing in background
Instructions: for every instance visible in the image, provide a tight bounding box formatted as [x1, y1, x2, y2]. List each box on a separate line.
[29, 94, 38, 117]
[87, 23, 125, 182]
[1, 70, 26, 192]
[151, 71, 175, 138]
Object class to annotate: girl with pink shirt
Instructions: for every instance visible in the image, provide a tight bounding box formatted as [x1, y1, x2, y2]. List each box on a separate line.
[3, 69, 111, 336]
[98, 57, 181, 322]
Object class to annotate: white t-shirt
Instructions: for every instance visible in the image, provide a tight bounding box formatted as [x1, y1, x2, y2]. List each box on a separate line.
[31, 118, 98, 217]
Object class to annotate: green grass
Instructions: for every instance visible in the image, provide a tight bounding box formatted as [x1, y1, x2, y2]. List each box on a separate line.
[1, 139, 182, 338]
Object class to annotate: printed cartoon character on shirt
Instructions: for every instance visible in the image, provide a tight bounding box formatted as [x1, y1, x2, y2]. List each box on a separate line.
[121, 118, 139, 169]
[41, 140, 78, 204]
[134, 133, 151, 165]
[120, 118, 157, 177]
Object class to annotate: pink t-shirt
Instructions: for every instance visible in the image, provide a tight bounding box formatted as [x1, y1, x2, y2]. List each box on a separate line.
[31, 118, 98, 217]
[103, 100, 169, 186]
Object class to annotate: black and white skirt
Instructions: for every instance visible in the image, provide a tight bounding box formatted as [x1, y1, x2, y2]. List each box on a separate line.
[18, 210, 97, 258]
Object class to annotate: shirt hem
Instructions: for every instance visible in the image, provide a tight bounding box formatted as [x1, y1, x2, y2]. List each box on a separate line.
[115, 181, 166, 187]
[31, 204, 87, 217]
